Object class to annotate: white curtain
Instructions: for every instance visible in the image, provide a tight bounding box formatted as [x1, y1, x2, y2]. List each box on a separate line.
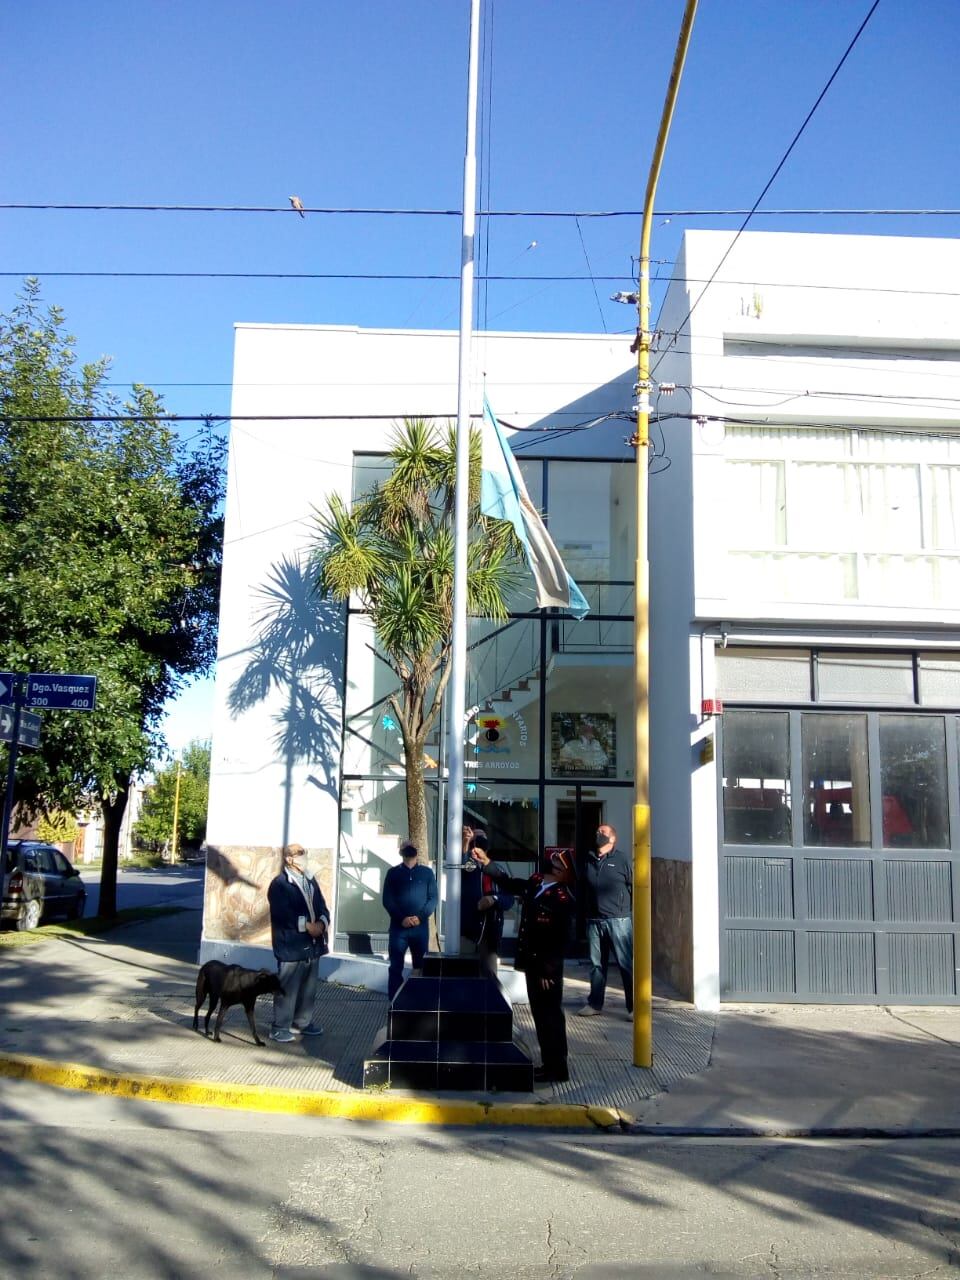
[724, 460, 785, 548]
[929, 466, 960, 549]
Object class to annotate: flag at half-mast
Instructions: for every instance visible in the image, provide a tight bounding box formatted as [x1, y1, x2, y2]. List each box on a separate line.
[480, 398, 589, 618]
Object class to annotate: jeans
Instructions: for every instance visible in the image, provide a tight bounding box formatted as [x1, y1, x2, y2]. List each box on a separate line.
[586, 915, 633, 1012]
[387, 923, 429, 1000]
[272, 957, 319, 1033]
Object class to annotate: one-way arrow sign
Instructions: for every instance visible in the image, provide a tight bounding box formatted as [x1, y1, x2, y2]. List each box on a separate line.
[0, 674, 14, 704]
[0, 707, 41, 749]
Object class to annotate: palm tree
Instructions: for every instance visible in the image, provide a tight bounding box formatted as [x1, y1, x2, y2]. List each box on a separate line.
[312, 417, 522, 873]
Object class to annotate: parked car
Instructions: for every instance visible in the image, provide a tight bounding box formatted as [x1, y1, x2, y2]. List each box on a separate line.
[1, 841, 86, 930]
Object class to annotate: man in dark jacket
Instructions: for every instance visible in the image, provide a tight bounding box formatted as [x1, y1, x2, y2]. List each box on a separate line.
[267, 842, 330, 1043]
[488, 849, 575, 1084]
[578, 822, 633, 1017]
[459, 829, 514, 976]
[382, 841, 438, 1000]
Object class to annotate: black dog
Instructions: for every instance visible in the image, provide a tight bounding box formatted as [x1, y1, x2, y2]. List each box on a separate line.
[193, 961, 282, 1046]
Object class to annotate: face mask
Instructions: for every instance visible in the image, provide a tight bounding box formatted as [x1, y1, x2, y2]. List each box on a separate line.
[596, 831, 608, 847]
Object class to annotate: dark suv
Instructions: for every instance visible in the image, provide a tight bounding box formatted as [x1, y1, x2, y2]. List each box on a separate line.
[1, 841, 86, 930]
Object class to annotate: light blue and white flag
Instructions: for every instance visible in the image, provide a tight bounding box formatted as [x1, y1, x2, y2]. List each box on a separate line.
[480, 398, 590, 618]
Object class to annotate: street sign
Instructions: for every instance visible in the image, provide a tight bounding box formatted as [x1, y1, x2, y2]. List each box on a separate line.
[0, 707, 41, 749]
[0, 674, 14, 703]
[25, 673, 97, 711]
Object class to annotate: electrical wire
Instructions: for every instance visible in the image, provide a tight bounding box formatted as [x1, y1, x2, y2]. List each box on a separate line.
[3, 202, 960, 218]
[651, 0, 882, 378]
[574, 215, 608, 333]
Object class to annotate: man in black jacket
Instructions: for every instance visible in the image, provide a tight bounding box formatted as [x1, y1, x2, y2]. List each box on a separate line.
[267, 843, 330, 1042]
[488, 849, 575, 1084]
[577, 823, 633, 1017]
[459, 829, 514, 976]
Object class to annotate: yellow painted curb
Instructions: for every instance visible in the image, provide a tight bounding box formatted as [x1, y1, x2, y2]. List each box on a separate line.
[0, 1052, 626, 1129]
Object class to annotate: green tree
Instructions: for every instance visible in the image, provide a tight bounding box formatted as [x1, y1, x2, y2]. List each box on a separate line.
[312, 418, 522, 875]
[0, 281, 224, 915]
[135, 739, 211, 854]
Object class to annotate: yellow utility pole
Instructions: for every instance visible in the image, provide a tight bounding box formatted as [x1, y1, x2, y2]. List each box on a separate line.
[171, 760, 183, 863]
[633, 0, 699, 1069]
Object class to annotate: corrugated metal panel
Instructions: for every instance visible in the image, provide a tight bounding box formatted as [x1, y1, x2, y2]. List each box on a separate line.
[805, 858, 874, 921]
[888, 933, 956, 996]
[885, 861, 953, 922]
[725, 929, 795, 994]
[808, 931, 876, 995]
[725, 856, 793, 919]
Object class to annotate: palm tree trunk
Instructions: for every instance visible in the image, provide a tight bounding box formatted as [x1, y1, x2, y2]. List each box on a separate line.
[403, 739, 440, 951]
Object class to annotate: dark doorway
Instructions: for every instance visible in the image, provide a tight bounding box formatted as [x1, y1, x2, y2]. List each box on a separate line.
[556, 794, 603, 948]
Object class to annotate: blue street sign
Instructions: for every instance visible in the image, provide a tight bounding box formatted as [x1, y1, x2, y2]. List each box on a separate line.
[0, 674, 14, 704]
[0, 707, 41, 749]
[25, 673, 98, 711]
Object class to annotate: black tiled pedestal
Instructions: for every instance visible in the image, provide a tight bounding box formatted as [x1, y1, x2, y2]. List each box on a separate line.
[364, 954, 534, 1091]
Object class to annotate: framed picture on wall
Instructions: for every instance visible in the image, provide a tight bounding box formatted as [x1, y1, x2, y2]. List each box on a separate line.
[551, 712, 616, 778]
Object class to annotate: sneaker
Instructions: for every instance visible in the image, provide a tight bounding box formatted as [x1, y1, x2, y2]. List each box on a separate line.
[269, 1029, 296, 1043]
[296, 1024, 324, 1037]
[576, 1004, 601, 1017]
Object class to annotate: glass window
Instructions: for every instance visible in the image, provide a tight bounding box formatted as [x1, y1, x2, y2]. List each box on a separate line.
[342, 615, 440, 778]
[466, 617, 540, 780]
[879, 715, 949, 849]
[546, 618, 634, 782]
[721, 711, 791, 845]
[802, 714, 871, 847]
[545, 460, 635, 584]
[337, 778, 439, 940]
[919, 652, 960, 706]
[716, 647, 811, 703]
[817, 652, 914, 705]
[352, 454, 392, 504]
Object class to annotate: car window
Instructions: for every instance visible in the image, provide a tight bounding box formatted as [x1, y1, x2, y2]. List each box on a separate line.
[21, 848, 41, 873]
[36, 848, 59, 875]
[51, 850, 72, 876]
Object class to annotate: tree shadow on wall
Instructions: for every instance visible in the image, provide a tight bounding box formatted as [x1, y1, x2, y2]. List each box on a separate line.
[227, 555, 344, 846]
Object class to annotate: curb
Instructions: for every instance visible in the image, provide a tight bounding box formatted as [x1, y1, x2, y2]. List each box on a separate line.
[622, 1123, 960, 1139]
[0, 1052, 625, 1130]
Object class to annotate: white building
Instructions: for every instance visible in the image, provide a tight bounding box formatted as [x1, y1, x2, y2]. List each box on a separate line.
[650, 229, 960, 1008]
[202, 324, 636, 969]
[202, 230, 960, 1010]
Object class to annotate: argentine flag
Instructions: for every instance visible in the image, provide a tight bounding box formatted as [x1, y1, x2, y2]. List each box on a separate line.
[480, 399, 590, 619]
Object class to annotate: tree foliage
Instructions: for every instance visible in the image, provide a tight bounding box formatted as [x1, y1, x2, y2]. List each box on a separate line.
[0, 281, 225, 913]
[312, 418, 523, 873]
[134, 739, 211, 853]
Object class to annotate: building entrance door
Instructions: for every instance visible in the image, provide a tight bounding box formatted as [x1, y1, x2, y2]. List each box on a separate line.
[556, 794, 604, 948]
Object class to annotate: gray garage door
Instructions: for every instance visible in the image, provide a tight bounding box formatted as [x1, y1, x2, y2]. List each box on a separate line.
[718, 693, 960, 1004]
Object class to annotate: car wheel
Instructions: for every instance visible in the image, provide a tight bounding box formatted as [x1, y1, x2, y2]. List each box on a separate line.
[68, 891, 86, 921]
[17, 898, 42, 931]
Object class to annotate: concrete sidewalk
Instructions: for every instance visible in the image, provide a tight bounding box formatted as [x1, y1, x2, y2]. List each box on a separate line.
[1, 907, 958, 1132]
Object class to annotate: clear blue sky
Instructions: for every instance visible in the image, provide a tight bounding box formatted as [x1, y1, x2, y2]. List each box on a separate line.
[3, 0, 958, 752]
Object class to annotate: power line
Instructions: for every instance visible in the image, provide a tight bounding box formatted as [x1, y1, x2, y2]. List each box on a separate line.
[3, 202, 960, 217]
[651, 0, 882, 377]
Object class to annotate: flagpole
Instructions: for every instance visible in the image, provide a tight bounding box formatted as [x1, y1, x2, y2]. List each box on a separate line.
[443, 0, 482, 951]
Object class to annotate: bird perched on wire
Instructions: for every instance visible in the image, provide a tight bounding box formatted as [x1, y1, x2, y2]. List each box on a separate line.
[289, 195, 305, 218]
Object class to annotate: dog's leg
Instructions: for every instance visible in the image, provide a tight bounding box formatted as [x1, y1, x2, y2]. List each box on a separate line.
[213, 1001, 228, 1043]
[193, 972, 207, 1032]
[243, 997, 265, 1046]
[205, 993, 218, 1037]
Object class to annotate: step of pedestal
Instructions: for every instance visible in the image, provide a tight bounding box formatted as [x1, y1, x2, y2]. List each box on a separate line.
[363, 1038, 534, 1092]
[388, 975, 514, 1043]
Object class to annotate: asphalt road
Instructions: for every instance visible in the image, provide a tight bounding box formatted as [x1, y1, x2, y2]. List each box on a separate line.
[80, 862, 205, 918]
[0, 1080, 958, 1279]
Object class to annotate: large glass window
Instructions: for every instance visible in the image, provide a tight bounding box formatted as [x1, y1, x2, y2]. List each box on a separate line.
[721, 711, 791, 845]
[880, 716, 949, 849]
[545, 460, 635, 584]
[802, 714, 871, 847]
[546, 618, 634, 783]
[466, 617, 540, 780]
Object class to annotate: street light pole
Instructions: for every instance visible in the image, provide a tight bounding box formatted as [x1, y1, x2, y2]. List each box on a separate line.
[171, 759, 183, 863]
[632, 0, 699, 1069]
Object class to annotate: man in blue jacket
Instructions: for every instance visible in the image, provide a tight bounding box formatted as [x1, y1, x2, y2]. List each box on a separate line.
[459, 829, 514, 976]
[382, 841, 437, 1000]
[577, 823, 633, 1017]
[267, 842, 330, 1042]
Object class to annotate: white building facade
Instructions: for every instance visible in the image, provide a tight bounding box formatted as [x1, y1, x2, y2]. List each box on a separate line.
[201, 325, 636, 969]
[650, 230, 960, 1008]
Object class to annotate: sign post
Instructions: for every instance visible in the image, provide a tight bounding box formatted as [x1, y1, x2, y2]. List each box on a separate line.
[1, 672, 98, 900]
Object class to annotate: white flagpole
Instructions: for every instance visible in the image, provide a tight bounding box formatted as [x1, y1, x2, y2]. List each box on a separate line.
[443, 0, 482, 951]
